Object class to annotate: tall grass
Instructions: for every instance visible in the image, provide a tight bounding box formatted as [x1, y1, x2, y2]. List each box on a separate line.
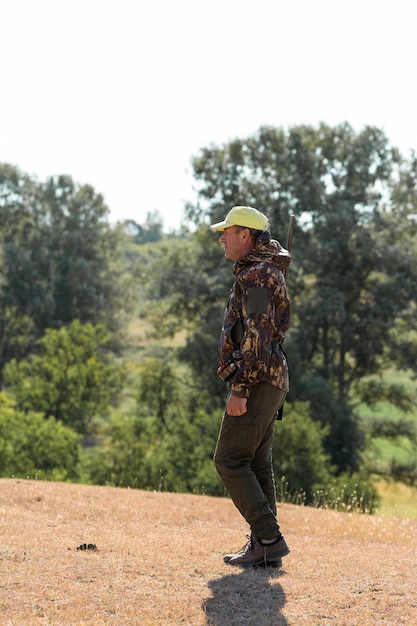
[278, 476, 378, 515]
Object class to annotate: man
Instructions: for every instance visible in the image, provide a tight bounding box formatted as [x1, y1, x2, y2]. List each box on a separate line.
[211, 205, 291, 568]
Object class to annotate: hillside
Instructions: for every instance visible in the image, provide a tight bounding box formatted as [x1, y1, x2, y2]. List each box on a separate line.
[1, 479, 416, 625]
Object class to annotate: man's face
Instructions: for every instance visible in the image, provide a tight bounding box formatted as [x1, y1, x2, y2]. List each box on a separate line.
[219, 225, 250, 261]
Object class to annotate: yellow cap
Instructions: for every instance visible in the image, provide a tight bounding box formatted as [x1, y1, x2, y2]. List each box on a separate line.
[210, 206, 269, 231]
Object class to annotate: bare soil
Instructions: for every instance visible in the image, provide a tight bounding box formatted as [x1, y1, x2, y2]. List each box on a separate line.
[1, 479, 416, 625]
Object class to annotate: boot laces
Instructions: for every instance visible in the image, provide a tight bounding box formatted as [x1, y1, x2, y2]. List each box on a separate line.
[237, 535, 254, 556]
[243, 535, 255, 552]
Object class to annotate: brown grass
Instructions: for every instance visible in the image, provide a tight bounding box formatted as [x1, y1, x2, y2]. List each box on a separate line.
[1, 479, 416, 625]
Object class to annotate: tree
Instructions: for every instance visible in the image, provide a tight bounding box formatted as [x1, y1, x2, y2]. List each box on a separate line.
[140, 235, 231, 406]
[155, 123, 417, 475]
[0, 165, 40, 376]
[0, 393, 81, 481]
[0, 165, 130, 378]
[84, 360, 345, 501]
[273, 402, 333, 502]
[4, 320, 124, 433]
[84, 357, 224, 494]
[122, 211, 164, 244]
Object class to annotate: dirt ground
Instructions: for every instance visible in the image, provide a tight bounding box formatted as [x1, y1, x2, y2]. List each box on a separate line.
[0, 478, 416, 625]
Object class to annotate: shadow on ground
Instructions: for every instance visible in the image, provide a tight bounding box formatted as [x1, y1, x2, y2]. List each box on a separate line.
[204, 566, 287, 626]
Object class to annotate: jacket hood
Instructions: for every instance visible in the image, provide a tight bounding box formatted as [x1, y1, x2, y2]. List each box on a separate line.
[234, 230, 291, 274]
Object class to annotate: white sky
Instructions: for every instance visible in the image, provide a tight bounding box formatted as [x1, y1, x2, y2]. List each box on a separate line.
[1, 0, 415, 231]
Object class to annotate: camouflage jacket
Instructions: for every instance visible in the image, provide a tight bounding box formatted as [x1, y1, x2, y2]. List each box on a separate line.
[219, 230, 291, 398]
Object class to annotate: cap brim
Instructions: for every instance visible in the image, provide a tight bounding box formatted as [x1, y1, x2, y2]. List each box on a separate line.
[210, 220, 230, 231]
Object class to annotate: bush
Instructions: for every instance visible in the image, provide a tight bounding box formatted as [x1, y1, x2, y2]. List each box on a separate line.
[82, 406, 224, 495]
[310, 473, 379, 514]
[0, 393, 81, 481]
[273, 402, 334, 503]
[4, 320, 124, 433]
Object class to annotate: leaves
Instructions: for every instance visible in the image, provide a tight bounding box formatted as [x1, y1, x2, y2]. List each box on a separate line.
[179, 123, 417, 474]
[0, 165, 130, 378]
[4, 321, 124, 433]
[0, 393, 81, 480]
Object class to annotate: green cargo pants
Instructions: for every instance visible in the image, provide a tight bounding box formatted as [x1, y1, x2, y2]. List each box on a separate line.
[214, 381, 286, 541]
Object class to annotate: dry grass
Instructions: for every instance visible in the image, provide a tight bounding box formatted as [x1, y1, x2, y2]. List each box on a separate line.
[374, 479, 417, 519]
[1, 479, 416, 625]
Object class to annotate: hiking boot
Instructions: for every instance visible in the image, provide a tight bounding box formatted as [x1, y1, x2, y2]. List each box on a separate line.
[223, 535, 253, 564]
[228, 535, 290, 568]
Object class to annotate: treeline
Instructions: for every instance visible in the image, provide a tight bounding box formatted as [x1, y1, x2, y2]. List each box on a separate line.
[1, 122, 417, 510]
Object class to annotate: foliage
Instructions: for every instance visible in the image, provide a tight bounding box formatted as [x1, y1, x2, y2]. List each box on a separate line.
[83, 358, 343, 502]
[273, 402, 334, 502]
[121, 211, 164, 244]
[83, 356, 223, 493]
[363, 417, 417, 486]
[176, 123, 417, 477]
[84, 412, 222, 494]
[0, 392, 81, 480]
[2, 124, 417, 496]
[0, 165, 130, 379]
[273, 402, 376, 513]
[138, 235, 230, 407]
[290, 373, 365, 474]
[4, 321, 125, 433]
[274, 404, 379, 511]
[309, 473, 379, 514]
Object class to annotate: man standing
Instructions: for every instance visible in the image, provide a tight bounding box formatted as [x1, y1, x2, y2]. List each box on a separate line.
[211, 206, 291, 568]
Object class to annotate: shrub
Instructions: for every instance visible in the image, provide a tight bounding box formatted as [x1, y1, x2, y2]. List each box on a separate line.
[0, 393, 81, 481]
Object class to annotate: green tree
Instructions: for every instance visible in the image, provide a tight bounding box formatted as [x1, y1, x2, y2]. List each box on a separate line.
[0, 165, 130, 378]
[141, 235, 231, 408]
[122, 211, 164, 244]
[85, 361, 339, 500]
[84, 355, 224, 493]
[0, 393, 81, 481]
[0, 165, 39, 375]
[273, 402, 333, 502]
[147, 123, 417, 477]
[4, 321, 124, 433]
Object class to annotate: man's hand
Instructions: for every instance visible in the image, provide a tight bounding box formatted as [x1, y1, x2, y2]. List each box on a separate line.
[226, 393, 247, 416]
